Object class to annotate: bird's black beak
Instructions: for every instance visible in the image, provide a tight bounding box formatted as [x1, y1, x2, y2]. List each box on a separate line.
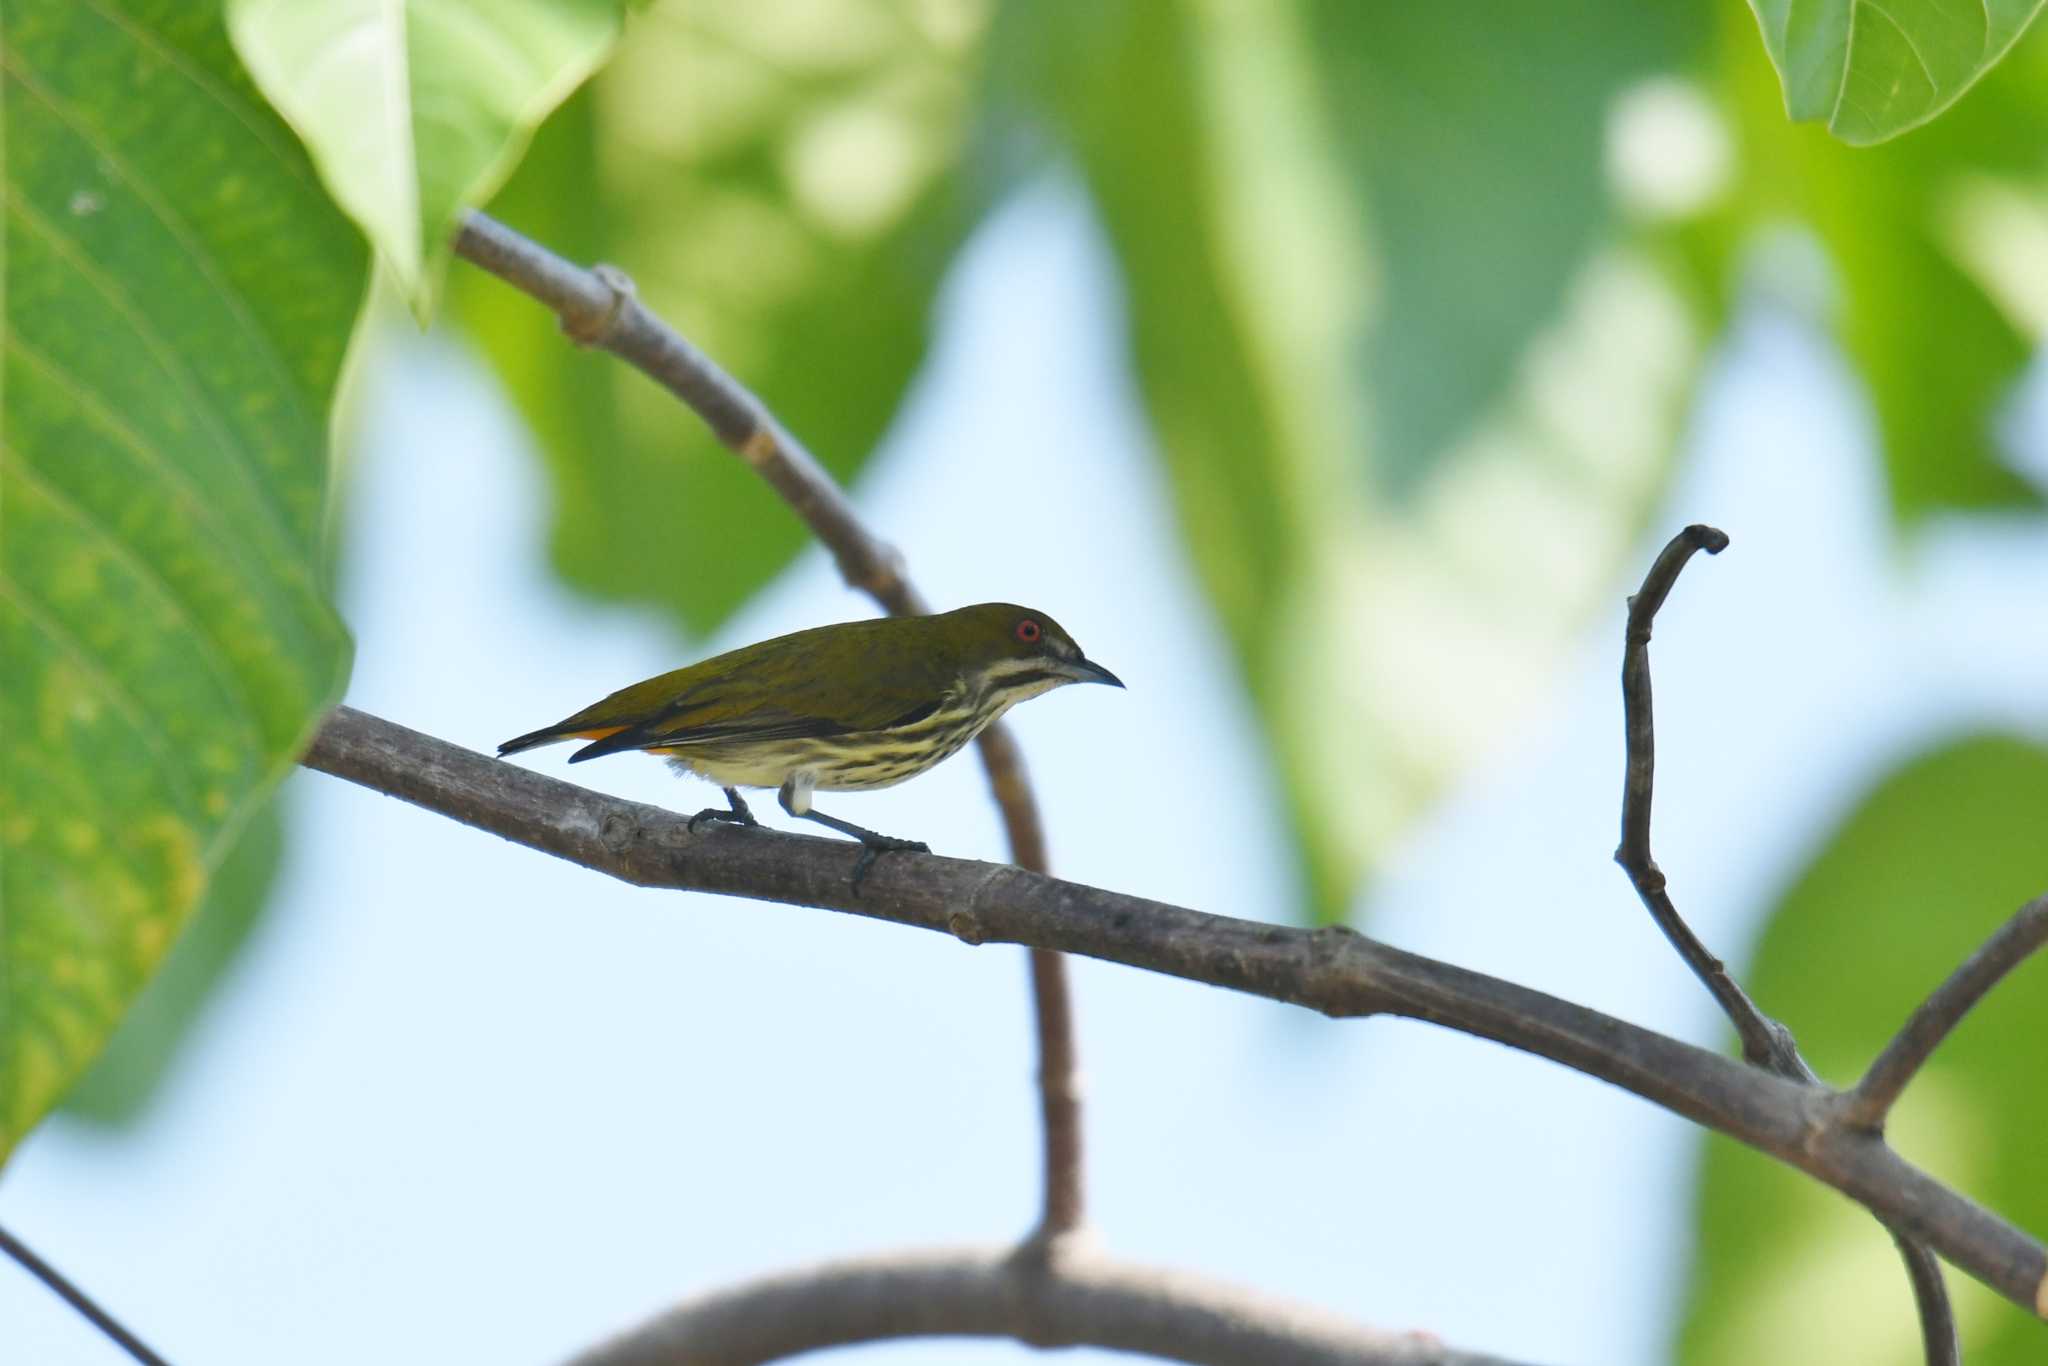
[1063, 655, 1125, 689]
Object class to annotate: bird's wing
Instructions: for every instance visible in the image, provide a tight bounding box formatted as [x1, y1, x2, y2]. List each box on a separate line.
[498, 618, 958, 760]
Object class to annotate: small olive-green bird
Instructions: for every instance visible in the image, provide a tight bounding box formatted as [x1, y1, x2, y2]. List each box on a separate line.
[498, 603, 1122, 883]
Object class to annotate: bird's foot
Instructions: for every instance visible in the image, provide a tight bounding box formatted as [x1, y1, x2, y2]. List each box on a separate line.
[849, 833, 931, 895]
[688, 789, 760, 834]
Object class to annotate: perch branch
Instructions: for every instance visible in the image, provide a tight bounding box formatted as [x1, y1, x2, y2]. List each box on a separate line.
[300, 705, 2048, 1322]
[1613, 524, 1956, 1364]
[452, 210, 1084, 1237]
[564, 1244, 1525, 1366]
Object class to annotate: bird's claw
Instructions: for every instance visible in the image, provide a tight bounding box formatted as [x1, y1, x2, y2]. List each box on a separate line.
[688, 806, 758, 834]
[850, 836, 929, 896]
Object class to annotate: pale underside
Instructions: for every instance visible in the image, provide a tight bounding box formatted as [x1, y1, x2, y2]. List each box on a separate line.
[657, 675, 1065, 811]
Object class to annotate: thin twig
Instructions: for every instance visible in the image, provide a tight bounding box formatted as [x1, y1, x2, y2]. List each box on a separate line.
[0, 1223, 171, 1366]
[1844, 896, 2048, 1131]
[451, 209, 1085, 1237]
[1890, 1234, 1962, 1366]
[1615, 524, 1802, 1073]
[1613, 524, 1957, 1363]
[300, 705, 2048, 1321]
[562, 1244, 1524, 1366]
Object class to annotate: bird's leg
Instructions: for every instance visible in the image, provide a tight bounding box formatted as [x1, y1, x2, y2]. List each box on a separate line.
[688, 787, 760, 834]
[778, 781, 927, 893]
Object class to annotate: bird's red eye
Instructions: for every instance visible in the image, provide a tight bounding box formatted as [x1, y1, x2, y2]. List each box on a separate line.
[1015, 619, 1041, 643]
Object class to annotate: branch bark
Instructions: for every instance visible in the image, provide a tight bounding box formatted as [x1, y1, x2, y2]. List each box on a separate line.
[564, 1244, 1524, 1366]
[300, 705, 2048, 1323]
[452, 209, 1084, 1237]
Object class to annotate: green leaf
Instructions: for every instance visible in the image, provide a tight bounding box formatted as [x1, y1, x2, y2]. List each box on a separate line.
[1746, 0, 2043, 144]
[1719, 11, 2043, 518]
[1678, 736, 2048, 1364]
[1306, 0, 1704, 488]
[60, 806, 280, 1123]
[999, 0, 1711, 920]
[227, 0, 622, 317]
[448, 0, 993, 635]
[0, 0, 366, 1164]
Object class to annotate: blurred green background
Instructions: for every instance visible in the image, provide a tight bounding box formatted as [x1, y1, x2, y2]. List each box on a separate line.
[7, 1, 2048, 1361]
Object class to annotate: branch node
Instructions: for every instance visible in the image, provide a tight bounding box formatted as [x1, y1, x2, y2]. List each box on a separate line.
[948, 910, 988, 946]
[1306, 925, 1379, 1017]
[562, 263, 635, 346]
[851, 543, 910, 602]
[739, 422, 780, 469]
[599, 810, 638, 856]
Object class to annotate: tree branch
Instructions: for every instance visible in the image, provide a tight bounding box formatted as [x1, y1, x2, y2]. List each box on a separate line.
[1614, 524, 1957, 1364]
[299, 705, 2048, 1322]
[564, 1244, 1524, 1366]
[1844, 895, 2048, 1131]
[0, 1223, 169, 1366]
[452, 209, 1084, 1237]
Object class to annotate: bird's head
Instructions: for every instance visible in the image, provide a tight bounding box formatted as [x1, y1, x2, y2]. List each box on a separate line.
[942, 603, 1124, 699]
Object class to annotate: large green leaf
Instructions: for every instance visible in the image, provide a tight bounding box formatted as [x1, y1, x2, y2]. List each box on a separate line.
[227, 0, 622, 317]
[0, 0, 366, 1163]
[999, 0, 1711, 920]
[1679, 736, 2048, 1364]
[59, 806, 280, 1122]
[1307, 0, 1703, 489]
[448, 0, 993, 636]
[1717, 9, 2043, 519]
[1746, 0, 2044, 144]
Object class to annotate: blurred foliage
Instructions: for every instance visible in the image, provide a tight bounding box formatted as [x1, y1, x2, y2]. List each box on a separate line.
[0, 0, 365, 1163]
[994, 0, 1712, 919]
[14, 0, 2048, 1199]
[1309, 0, 1704, 490]
[446, 0, 994, 636]
[227, 0, 623, 316]
[432, 0, 2048, 926]
[1710, 4, 2042, 519]
[1747, 0, 2044, 145]
[1678, 736, 2048, 1365]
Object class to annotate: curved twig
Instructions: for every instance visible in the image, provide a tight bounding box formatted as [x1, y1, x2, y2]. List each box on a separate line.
[300, 705, 2048, 1322]
[1615, 524, 1801, 1073]
[453, 209, 1085, 1236]
[564, 1244, 1522, 1366]
[1613, 525, 1956, 1364]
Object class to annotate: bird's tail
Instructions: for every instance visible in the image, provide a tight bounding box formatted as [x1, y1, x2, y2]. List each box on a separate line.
[497, 724, 613, 756]
[496, 726, 571, 757]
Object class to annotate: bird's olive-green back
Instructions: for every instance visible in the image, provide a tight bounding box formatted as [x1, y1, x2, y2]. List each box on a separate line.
[550, 603, 1071, 740]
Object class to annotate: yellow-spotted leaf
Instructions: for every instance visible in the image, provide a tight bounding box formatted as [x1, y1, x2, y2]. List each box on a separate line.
[448, 0, 991, 634]
[0, 0, 366, 1162]
[228, 0, 622, 317]
[1747, 0, 2045, 144]
[1679, 736, 2048, 1364]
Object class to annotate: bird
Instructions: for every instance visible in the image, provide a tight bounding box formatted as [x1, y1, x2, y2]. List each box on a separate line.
[497, 603, 1124, 887]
